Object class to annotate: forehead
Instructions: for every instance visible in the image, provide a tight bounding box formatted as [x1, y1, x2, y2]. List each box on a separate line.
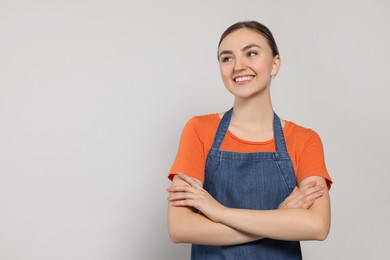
[218, 28, 270, 52]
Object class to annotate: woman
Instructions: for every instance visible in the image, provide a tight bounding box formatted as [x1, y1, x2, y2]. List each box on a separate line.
[167, 21, 332, 259]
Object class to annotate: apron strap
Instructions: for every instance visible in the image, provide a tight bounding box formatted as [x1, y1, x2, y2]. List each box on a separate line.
[273, 112, 288, 154]
[211, 108, 233, 150]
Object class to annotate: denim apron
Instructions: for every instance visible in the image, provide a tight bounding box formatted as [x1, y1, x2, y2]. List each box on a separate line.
[191, 108, 302, 259]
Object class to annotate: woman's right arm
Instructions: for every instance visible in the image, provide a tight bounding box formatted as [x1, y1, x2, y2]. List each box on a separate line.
[168, 175, 262, 246]
[168, 174, 323, 245]
[167, 118, 252, 245]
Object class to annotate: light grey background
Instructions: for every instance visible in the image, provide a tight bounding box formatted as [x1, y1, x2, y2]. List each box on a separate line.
[1, 0, 389, 259]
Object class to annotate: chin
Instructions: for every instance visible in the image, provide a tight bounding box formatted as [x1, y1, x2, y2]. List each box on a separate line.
[226, 86, 268, 99]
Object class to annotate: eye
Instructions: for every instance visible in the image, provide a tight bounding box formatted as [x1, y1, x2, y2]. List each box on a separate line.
[220, 56, 233, 63]
[247, 50, 258, 57]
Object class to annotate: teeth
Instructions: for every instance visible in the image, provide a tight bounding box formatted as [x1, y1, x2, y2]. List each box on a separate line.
[235, 76, 253, 82]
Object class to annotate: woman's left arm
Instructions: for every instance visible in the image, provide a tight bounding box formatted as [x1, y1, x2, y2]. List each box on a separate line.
[220, 175, 330, 241]
[169, 174, 330, 241]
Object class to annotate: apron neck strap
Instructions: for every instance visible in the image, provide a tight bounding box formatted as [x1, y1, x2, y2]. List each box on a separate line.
[211, 108, 233, 150]
[273, 112, 288, 153]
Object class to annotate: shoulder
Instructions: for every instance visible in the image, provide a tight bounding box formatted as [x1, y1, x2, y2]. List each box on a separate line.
[285, 121, 332, 188]
[186, 113, 220, 127]
[179, 113, 220, 145]
[284, 121, 326, 158]
[183, 113, 220, 134]
[285, 121, 322, 144]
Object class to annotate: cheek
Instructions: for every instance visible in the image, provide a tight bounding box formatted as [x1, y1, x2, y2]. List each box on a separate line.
[252, 58, 274, 73]
[219, 66, 231, 83]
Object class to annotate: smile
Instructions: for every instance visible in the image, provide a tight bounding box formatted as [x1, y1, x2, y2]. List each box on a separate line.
[234, 75, 254, 83]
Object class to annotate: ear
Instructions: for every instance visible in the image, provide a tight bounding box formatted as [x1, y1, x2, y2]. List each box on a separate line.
[271, 55, 281, 77]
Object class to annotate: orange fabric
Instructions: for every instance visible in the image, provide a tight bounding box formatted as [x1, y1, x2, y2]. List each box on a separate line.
[169, 113, 332, 189]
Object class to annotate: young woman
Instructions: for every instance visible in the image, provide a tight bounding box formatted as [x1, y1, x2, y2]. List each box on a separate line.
[167, 21, 332, 259]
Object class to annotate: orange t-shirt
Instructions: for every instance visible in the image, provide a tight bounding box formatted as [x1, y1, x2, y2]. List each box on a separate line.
[169, 113, 332, 189]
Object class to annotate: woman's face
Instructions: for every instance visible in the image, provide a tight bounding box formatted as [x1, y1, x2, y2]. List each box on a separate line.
[218, 28, 280, 99]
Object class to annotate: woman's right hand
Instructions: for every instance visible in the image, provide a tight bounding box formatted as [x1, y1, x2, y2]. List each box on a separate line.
[278, 180, 324, 209]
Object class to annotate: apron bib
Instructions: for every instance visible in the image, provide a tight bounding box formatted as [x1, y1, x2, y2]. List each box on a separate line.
[191, 108, 302, 259]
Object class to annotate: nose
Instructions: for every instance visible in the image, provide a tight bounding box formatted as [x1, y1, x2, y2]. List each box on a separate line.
[233, 58, 247, 71]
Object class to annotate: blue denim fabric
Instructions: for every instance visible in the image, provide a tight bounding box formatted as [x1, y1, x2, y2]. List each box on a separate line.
[191, 108, 302, 259]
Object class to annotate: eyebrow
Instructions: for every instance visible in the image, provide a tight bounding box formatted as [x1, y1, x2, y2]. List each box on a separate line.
[242, 44, 261, 51]
[218, 44, 262, 58]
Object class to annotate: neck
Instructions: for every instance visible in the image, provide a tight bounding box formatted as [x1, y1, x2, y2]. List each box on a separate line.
[232, 91, 274, 129]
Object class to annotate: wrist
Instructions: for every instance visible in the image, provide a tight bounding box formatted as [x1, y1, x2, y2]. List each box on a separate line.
[216, 206, 231, 224]
[214, 205, 229, 223]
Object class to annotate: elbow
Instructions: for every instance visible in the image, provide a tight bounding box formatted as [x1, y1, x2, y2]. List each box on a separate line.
[168, 204, 195, 244]
[168, 228, 181, 244]
[168, 221, 187, 244]
[169, 234, 180, 244]
[313, 219, 330, 241]
[315, 226, 330, 241]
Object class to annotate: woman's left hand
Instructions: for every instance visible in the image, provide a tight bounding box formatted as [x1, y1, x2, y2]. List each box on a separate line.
[167, 173, 226, 223]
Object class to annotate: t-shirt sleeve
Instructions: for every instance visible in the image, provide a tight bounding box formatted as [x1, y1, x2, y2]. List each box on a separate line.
[168, 117, 207, 183]
[296, 130, 333, 189]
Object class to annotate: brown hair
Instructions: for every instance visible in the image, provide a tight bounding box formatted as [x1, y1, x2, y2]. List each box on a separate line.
[218, 21, 279, 57]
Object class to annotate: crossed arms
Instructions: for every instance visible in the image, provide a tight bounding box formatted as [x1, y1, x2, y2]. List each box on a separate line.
[167, 173, 330, 246]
